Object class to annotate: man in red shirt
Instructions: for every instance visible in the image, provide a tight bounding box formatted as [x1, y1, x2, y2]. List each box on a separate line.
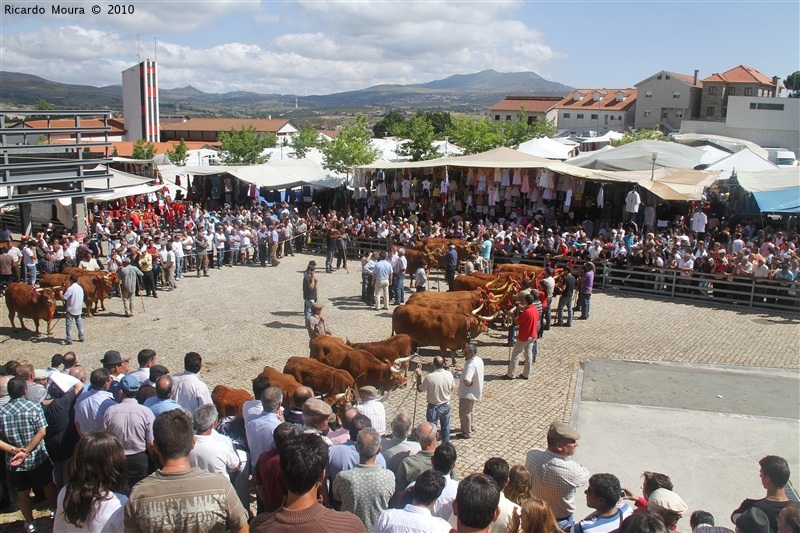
[505, 294, 539, 380]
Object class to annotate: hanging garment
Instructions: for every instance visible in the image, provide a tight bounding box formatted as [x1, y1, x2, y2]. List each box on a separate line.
[377, 182, 388, 197]
[597, 187, 605, 208]
[644, 205, 656, 227]
[565, 189, 573, 208]
[625, 190, 641, 213]
[488, 186, 496, 206]
[501, 168, 511, 187]
[529, 187, 540, 203]
[521, 172, 531, 194]
[494, 168, 502, 183]
[513, 168, 522, 185]
[477, 173, 487, 193]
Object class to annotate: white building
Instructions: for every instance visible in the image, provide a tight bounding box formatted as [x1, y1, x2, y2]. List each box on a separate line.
[122, 59, 160, 143]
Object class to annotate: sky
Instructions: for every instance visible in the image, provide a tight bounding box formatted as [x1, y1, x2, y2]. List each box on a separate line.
[1, 0, 798, 96]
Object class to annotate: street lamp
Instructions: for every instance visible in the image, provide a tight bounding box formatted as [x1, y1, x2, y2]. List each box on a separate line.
[651, 152, 657, 180]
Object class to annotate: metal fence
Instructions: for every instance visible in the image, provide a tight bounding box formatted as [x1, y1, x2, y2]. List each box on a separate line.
[304, 236, 800, 315]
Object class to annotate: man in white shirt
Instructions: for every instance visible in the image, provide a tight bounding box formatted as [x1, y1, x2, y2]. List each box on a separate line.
[62, 275, 85, 345]
[75, 368, 116, 436]
[191, 403, 241, 477]
[172, 351, 212, 414]
[372, 469, 452, 533]
[415, 356, 455, 443]
[355, 386, 386, 435]
[127, 349, 157, 385]
[456, 343, 484, 440]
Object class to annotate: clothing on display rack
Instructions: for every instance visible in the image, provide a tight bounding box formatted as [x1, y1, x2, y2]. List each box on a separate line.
[597, 186, 605, 208]
[512, 169, 522, 185]
[625, 189, 641, 213]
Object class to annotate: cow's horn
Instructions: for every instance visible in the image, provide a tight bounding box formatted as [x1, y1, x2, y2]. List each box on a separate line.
[395, 355, 414, 364]
[390, 365, 403, 375]
[471, 301, 484, 315]
[477, 309, 501, 321]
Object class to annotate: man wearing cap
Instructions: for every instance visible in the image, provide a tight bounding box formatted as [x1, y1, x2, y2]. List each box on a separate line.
[307, 302, 332, 349]
[101, 350, 130, 400]
[443, 243, 458, 291]
[102, 375, 155, 486]
[74, 368, 116, 436]
[525, 420, 590, 529]
[62, 275, 86, 346]
[356, 386, 386, 435]
[302, 398, 335, 446]
[172, 352, 213, 415]
[136, 365, 169, 405]
[303, 261, 319, 321]
[118, 256, 144, 317]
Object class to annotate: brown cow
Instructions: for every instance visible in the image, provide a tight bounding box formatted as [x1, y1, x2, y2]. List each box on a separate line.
[391, 305, 488, 366]
[346, 334, 415, 378]
[283, 356, 358, 403]
[259, 366, 303, 407]
[4, 283, 58, 335]
[39, 273, 115, 317]
[211, 385, 253, 418]
[310, 336, 408, 392]
[452, 272, 517, 292]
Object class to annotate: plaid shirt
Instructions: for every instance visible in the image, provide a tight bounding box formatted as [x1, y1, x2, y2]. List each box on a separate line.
[0, 398, 49, 470]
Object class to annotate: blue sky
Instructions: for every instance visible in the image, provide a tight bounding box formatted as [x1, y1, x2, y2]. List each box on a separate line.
[1, 0, 798, 95]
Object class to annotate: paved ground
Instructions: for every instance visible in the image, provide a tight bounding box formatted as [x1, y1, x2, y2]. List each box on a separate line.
[574, 360, 799, 529]
[1, 251, 799, 530]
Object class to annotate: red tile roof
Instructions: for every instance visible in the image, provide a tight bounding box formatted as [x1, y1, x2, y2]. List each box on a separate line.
[161, 118, 291, 133]
[489, 96, 562, 113]
[555, 89, 637, 111]
[701, 65, 774, 85]
[668, 72, 702, 88]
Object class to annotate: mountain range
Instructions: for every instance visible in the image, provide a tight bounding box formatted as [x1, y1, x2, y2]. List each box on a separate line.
[0, 69, 572, 119]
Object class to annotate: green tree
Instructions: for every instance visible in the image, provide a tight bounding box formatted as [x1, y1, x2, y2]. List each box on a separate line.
[416, 111, 452, 136]
[165, 138, 189, 166]
[321, 115, 379, 174]
[34, 99, 56, 111]
[446, 115, 504, 154]
[373, 110, 407, 138]
[131, 139, 156, 159]
[784, 71, 800, 97]
[611, 126, 664, 146]
[291, 124, 321, 159]
[397, 116, 441, 161]
[218, 126, 276, 164]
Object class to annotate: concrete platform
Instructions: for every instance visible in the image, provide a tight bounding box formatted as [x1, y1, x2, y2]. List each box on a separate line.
[572, 360, 800, 530]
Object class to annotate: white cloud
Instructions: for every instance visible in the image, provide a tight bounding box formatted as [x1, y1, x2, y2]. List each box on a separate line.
[1, 1, 562, 94]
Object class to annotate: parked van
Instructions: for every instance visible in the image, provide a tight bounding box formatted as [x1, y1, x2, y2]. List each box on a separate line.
[764, 147, 798, 167]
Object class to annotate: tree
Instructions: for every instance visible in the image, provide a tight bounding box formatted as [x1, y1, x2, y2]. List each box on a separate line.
[218, 126, 276, 165]
[416, 111, 452, 136]
[373, 110, 408, 138]
[784, 71, 800, 98]
[446, 115, 504, 154]
[34, 99, 55, 111]
[611, 126, 664, 146]
[165, 138, 189, 166]
[321, 115, 379, 174]
[131, 139, 156, 160]
[291, 124, 321, 159]
[397, 116, 441, 161]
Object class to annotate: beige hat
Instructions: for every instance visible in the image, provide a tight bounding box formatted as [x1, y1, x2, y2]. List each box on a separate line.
[547, 420, 580, 440]
[648, 488, 688, 516]
[302, 398, 332, 417]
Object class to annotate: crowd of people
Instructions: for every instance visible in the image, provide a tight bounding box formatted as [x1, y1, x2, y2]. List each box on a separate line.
[0, 350, 798, 533]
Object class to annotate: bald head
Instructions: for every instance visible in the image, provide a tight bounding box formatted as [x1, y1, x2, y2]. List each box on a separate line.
[292, 386, 314, 408]
[433, 356, 445, 369]
[417, 422, 438, 449]
[69, 365, 86, 382]
[155, 375, 174, 399]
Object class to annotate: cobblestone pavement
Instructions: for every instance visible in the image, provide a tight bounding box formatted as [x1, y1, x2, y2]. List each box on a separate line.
[1, 252, 798, 528]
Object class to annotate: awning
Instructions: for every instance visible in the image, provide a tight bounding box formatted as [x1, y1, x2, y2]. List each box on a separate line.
[589, 167, 720, 201]
[567, 140, 709, 170]
[735, 167, 800, 192]
[704, 148, 777, 180]
[752, 188, 800, 213]
[87, 183, 166, 201]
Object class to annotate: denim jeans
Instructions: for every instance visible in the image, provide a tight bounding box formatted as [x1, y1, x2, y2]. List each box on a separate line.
[25, 264, 36, 286]
[394, 272, 406, 303]
[579, 293, 591, 319]
[426, 403, 451, 443]
[175, 256, 184, 278]
[217, 249, 225, 268]
[304, 299, 315, 321]
[556, 295, 573, 325]
[65, 312, 84, 343]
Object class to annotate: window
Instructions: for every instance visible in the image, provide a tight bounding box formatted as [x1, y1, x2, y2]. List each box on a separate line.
[506, 115, 512, 121]
[644, 110, 651, 117]
[662, 112, 668, 119]
[527, 116, 534, 125]
[728, 87, 735, 96]
[744, 88, 753, 96]
[576, 114, 584, 119]
[709, 86, 717, 95]
[645, 91, 653, 98]
[707, 106, 715, 116]
[494, 114, 500, 121]
[665, 74, 671, 79]
[673, 91, 680, 98]
[563, 113, 571, 119]
[676, 112, 683, 118]
[750, 103, 785, 111]
[591, 114, 598, 120]
[657, 75, 662, 80]
[610, 116, 615, 121]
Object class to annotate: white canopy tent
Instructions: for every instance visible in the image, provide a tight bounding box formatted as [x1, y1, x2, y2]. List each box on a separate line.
[671, 133, 770, 159]
[517, 137, 577, 160]
[735, 167, 800, 193]
[567, 140, 712, 171]
[704, 148, 778, 180]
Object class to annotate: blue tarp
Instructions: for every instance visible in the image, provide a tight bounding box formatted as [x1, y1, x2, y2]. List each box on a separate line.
[752, 187, 800, 213]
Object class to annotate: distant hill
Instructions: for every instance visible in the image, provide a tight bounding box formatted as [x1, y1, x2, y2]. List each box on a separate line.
[0, 69, 572, 116]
